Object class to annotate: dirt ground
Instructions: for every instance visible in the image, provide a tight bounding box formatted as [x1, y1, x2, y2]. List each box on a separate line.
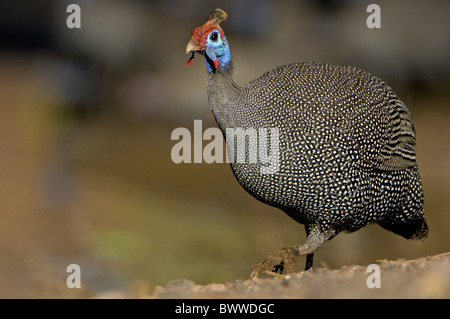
[152, 252, 450, 298]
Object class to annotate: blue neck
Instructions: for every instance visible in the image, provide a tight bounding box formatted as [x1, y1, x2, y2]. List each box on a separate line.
[204, 36, 232, 73]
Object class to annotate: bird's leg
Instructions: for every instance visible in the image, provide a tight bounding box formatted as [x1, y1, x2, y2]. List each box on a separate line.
[294, 224, 324, 254]
[295, 224, 325, 271]
[305, 253, 314, 271]
[299, 224, 336, 252]
[304, 222, 315, 271]
[250, 224, 334, 277]
[298, 224, 336, 270]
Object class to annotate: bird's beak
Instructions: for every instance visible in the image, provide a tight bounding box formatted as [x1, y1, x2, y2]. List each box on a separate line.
[186, 36, 203, 65]
[186, 36, 203, 54]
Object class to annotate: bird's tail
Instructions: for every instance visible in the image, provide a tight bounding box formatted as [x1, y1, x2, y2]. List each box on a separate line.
[379, 213, 428, 240]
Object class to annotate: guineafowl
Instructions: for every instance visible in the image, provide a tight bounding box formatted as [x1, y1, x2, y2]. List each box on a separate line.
[185, 9, 428, 273]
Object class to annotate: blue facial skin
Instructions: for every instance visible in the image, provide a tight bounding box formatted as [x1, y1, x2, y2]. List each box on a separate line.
[203, 29, 231, 73]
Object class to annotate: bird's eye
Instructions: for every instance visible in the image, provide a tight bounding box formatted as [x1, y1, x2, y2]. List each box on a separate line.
[210, 32, 218, 41]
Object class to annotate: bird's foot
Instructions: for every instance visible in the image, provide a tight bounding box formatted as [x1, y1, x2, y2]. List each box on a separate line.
[250, 246, 299, 278]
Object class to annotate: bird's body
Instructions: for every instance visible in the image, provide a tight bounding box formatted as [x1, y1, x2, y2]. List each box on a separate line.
[187, 9, 427, 271]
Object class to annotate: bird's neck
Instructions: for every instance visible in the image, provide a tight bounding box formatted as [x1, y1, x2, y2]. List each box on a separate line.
[207, 66, 245, 130]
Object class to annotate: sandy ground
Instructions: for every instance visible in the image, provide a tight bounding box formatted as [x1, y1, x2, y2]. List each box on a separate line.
[152, 252, 450, 298]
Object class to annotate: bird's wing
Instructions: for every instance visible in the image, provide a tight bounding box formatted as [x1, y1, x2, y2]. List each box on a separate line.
[375, 92, 418, 171]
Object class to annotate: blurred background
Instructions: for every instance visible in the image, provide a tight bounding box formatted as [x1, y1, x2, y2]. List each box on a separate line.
[0, 0, 449, 298]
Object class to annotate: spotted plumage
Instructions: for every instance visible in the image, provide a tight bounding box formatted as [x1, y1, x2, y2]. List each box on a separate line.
[186, 9, 427, 271]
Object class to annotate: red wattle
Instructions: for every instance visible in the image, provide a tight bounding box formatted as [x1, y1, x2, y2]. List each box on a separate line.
[187, 52, 195, 65]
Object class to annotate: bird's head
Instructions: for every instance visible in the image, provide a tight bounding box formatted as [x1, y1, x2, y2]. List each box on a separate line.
[186, 8, 231, 73]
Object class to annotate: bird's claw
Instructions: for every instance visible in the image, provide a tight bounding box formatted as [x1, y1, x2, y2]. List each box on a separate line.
[250, 246, 300, 278]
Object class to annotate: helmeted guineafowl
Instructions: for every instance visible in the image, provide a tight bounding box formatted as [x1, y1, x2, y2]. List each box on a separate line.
[186, 8, 428, 272]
